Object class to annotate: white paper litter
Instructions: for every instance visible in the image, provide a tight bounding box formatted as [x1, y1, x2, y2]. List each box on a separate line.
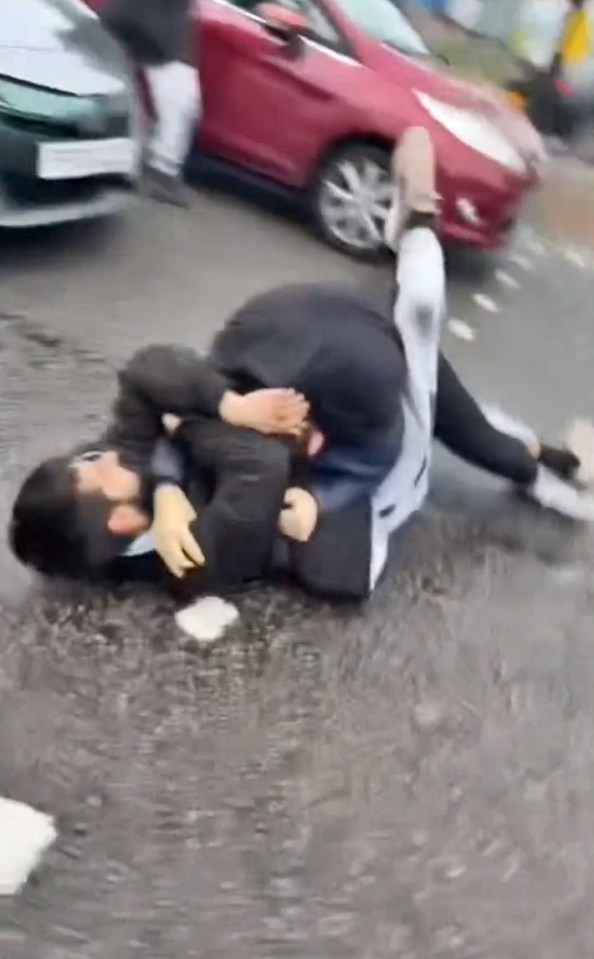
[507, 253, 533, 271]
[495, 270, 520, 290]
[447, 318, 475, 342]
[564, 248, 586, 269]
[472, 293, 499, 314]
[175, 596, 239, 644]
[0, 797, 57, 895]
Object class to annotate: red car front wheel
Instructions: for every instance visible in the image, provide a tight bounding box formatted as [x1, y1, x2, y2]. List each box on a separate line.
[311, 142, 393, 261]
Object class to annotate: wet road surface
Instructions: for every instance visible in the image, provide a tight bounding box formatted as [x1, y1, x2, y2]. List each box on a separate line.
[1, 184, 594, 958]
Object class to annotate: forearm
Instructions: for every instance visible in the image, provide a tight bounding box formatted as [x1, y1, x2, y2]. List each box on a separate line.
[120, 345, 230, 419]
[107, 346, 247, 463]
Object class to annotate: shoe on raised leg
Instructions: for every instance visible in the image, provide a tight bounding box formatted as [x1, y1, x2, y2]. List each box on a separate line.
[384, 127, 439, 252]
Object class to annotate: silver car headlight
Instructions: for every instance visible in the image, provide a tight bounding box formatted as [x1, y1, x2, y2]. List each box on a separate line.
[0, 77, 69, 118]
[415, 91, 526, 175]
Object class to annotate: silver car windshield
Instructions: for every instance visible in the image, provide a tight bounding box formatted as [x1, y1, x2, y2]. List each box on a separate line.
[332, 0, 431, 57]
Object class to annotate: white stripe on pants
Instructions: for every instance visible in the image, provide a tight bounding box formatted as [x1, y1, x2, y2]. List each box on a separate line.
[144, 62, 200, 178]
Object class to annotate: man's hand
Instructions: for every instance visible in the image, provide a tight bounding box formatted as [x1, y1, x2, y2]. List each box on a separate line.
[278, 487, 318, 543]
[220, 389, 309, 436]
[152, 484, 205, 578]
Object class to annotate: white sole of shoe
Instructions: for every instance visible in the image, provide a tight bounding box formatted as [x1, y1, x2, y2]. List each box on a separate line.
[529, 466, 594, 522]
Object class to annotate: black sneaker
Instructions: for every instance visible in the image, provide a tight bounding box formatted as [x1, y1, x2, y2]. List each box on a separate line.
[537, 445, 581, 483]
[144, 169, 190, 209]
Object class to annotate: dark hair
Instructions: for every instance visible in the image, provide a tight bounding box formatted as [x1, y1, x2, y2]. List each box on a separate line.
[8, 455, 125, 578]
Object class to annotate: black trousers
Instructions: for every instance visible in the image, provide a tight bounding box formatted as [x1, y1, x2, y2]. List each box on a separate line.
[435, 354, 538, 487]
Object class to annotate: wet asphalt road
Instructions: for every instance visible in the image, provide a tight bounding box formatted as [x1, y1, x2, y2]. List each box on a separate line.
[1, 183, 594, 958]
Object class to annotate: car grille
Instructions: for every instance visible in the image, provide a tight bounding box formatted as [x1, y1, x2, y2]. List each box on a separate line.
[2, 110, 130, 140]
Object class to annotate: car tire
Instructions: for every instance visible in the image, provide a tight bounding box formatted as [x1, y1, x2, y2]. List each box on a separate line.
[310, 142, 393, 261]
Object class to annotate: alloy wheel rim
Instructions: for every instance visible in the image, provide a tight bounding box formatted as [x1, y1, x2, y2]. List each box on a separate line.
[319, 156, 393, 252]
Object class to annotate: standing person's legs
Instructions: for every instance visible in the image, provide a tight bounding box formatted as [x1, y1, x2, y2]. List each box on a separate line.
[144, 61, 200, 206]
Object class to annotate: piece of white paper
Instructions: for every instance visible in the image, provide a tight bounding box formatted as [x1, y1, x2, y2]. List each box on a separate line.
[0, 797, 57, 895]
[448, 318, 476, 342]
[175, 597, 239, 644]
[473, 293, 499, 314]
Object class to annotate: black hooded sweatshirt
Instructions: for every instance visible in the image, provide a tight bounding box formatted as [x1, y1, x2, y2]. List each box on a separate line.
[100, 0, 194, 65]
[104, 284, 407, 597]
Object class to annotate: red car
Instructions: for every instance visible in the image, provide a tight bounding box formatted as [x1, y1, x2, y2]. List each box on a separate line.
[88, 0, 543, 259]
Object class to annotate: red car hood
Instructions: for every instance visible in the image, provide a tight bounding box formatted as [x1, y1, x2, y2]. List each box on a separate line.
[366, 42, 546, 176]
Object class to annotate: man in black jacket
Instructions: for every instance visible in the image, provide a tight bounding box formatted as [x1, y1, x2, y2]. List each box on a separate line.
[10, 130, 593, 601]
[101, 0, 199, 206]
[9, 352, 310, 589]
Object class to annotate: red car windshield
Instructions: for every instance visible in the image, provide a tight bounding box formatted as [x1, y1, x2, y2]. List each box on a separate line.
[331, 0, 431, 57]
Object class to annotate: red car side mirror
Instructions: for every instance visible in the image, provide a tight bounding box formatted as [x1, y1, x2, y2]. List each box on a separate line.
[256, 3, 308, 41]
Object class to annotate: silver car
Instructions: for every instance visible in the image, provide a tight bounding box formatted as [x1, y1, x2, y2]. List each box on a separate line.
[0, 0, 142, 227]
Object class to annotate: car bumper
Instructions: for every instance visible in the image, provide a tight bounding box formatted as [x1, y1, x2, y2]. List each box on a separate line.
[0, 93, 141, 228]
[0, 183, 137, 228]
[438, 157, 532, 250]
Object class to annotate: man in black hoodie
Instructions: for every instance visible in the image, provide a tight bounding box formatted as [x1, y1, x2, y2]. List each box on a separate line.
[101, 0, 198, 206]
[10, 130, 593, 601]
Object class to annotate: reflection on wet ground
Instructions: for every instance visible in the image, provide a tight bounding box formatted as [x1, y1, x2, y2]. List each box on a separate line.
[1, 201, 594, 957]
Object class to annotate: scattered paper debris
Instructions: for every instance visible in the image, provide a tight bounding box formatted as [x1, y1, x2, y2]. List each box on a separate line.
[507, 253, 533, 271]
[564, 248, 586, 269]
[472, 293, 499, 313]
[0, 798, 57, 895]
[566, 419, 594, 487]
[495, 270, 520, 290]
[175, 596, 239, 644]
[448, 318, 475, 342]
[519, 228, 547, 256]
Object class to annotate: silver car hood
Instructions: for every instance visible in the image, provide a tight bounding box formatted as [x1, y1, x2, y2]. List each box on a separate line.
[0, 48, 126, 96]
[0, 0, 130, 96]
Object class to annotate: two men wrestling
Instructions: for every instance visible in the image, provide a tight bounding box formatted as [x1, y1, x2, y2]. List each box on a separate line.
[9, 130, 594, 602]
